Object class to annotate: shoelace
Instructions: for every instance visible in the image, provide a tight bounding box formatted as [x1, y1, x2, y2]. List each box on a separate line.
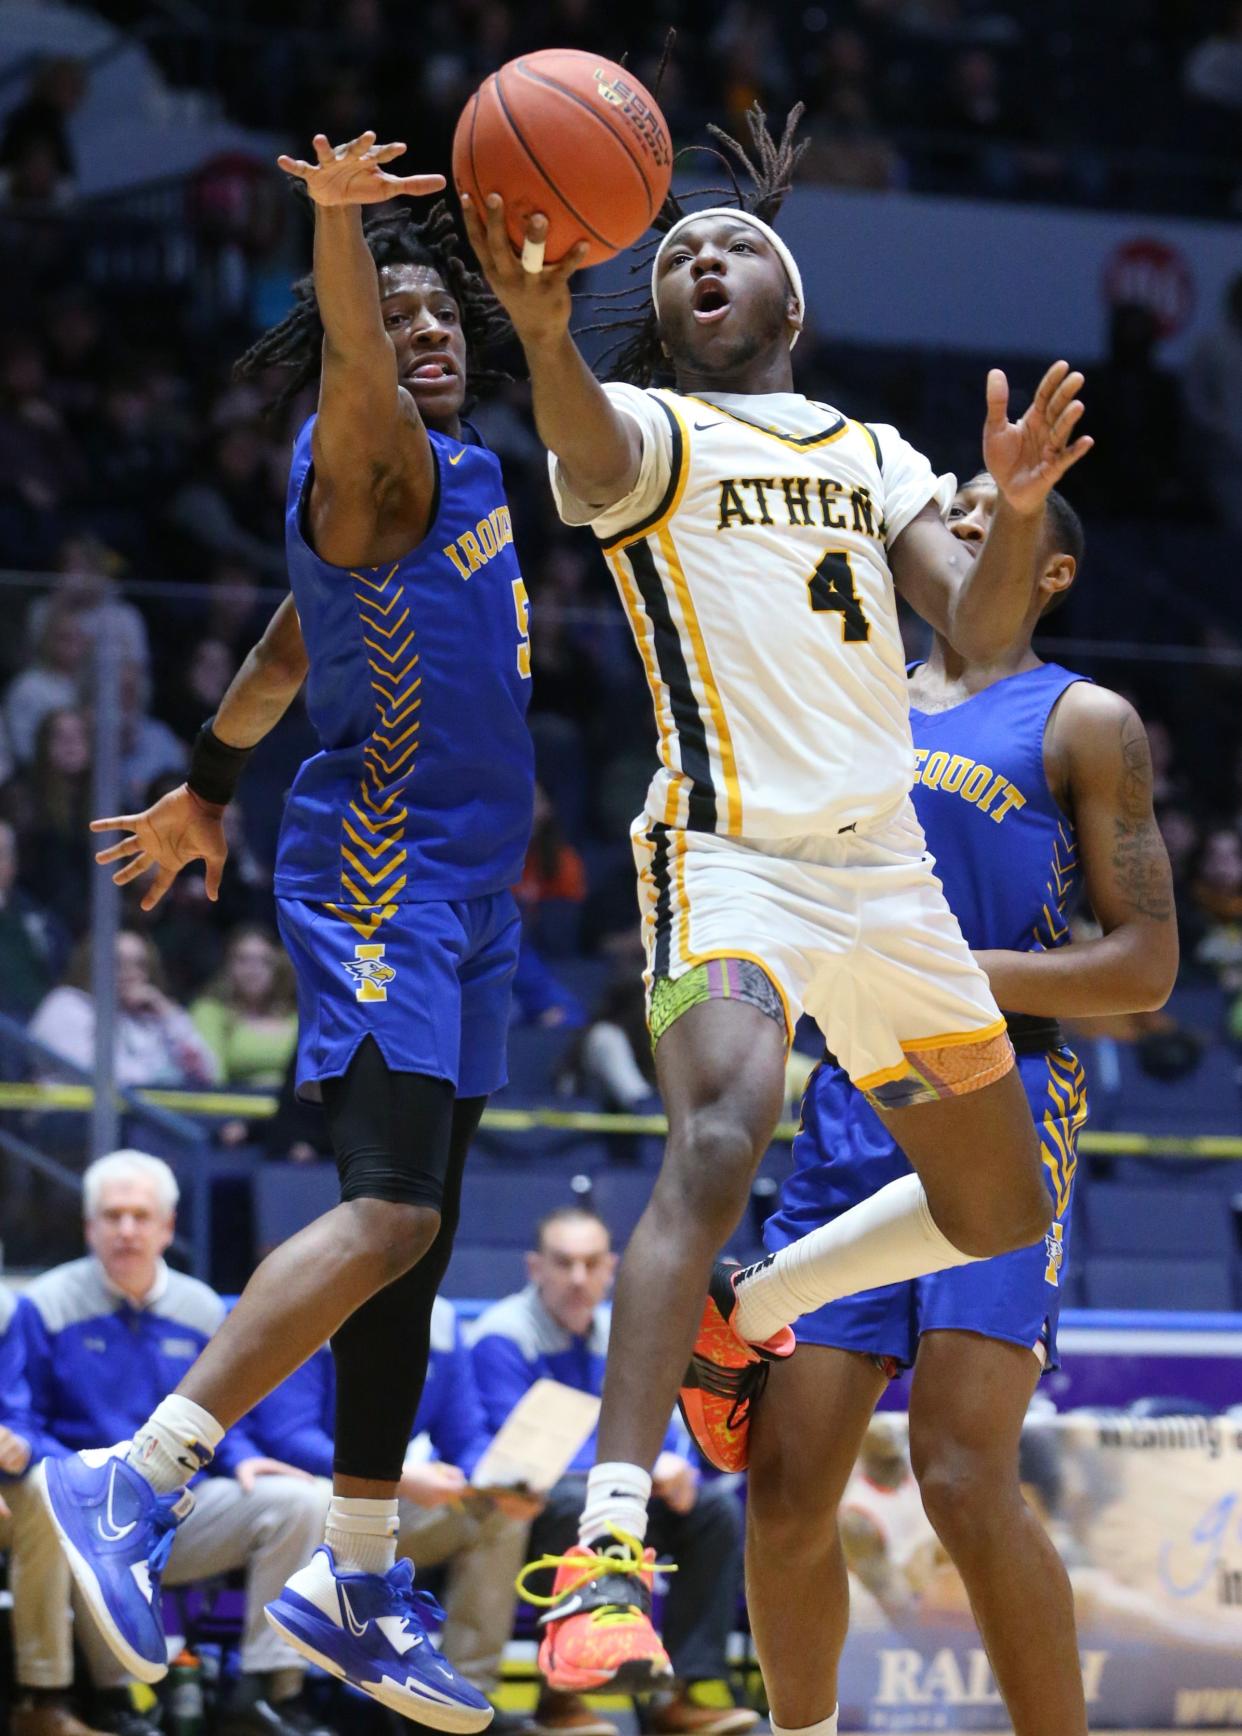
[689, 1352, 770, 1430]
[387, 1564, 447, 1632]
[146, 1515, 179, 1590]
[515, 1522, 676, 1610]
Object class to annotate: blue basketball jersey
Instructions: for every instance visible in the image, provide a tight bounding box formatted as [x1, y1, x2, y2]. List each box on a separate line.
[274, 416, 535, 918]
[768, 661, 1093, 1367]
[909, 660, 1088, 956]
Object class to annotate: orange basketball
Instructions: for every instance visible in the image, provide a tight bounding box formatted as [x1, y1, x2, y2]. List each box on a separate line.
[452, 50, 673, 269]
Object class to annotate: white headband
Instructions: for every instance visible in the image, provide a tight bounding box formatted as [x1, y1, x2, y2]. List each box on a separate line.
[651, 208, 805, 349]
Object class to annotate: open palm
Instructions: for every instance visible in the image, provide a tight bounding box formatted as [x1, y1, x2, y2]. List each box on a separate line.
[276, 131, 445, 208]
[983, 360, 1093, 516]
[91, 785, 229, 911]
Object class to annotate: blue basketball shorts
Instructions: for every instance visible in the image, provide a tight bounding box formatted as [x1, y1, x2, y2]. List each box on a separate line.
[763, 1046, 1086, 1371]
[276, 890, 520, 1101]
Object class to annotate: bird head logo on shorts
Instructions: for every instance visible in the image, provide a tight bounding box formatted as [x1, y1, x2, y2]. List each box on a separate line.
[342, 943, 397, 1003]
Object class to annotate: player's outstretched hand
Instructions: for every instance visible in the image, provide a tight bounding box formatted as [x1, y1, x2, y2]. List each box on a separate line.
[460, 194, 589, 348]
[277, 132, 445, 208]
[91, 784, 229, 912]
[983, 361, 1093, 517]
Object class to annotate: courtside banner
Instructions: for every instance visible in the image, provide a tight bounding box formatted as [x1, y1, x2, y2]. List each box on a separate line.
[831, 1413, 1242, 1729]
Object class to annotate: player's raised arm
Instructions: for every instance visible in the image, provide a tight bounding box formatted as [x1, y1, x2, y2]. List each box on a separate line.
[461, 196, 643, 509]
[91, 594, 308, 909]
[974, 687, 1178, 1016]
[277, 133, 448, 542]
[892, 362, 1093, 661]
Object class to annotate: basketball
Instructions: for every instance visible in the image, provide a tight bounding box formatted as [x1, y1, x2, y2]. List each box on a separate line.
[452, 50, 673, 268]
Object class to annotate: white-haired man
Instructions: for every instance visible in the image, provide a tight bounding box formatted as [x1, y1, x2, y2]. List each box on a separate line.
[9, 1152, 332, 1736]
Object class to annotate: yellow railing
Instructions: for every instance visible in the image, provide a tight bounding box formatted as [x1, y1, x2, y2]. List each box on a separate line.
[1, 1082, 1239, 1159]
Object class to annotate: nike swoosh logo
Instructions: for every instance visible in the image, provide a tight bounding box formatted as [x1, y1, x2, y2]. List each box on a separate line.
[340, 1585, 369, 1639]
[97, 1462, 137, 1543]
[693, 421, 722, 431]
[448, 450, 467, 466]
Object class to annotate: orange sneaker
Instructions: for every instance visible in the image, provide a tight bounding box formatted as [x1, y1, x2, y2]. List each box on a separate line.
[518, 1533, 673, 1693]
[677, 1261, 795, 1473]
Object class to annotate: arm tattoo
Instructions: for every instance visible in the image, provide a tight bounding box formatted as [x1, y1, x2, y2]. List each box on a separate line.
[1110, 714, 1174, 922]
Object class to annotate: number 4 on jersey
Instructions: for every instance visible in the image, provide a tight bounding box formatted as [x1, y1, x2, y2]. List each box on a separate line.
[808, 549, 871, 643]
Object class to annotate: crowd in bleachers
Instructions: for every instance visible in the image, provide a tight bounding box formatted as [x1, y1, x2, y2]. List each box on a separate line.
[12, 1, 1242, 216]
[0, 1151, 757, 1736]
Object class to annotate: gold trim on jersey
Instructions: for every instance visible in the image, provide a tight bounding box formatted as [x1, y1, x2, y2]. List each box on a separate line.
[600, 393, 692, 553]
[655, 527, 743, 835]
[607, 550, 686, 828]
[633, 824, 795, 1045]
[681, 392, 852, 452]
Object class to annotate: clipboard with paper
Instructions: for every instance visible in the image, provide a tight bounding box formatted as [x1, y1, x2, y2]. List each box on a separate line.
[471, 1378, 600, 1495]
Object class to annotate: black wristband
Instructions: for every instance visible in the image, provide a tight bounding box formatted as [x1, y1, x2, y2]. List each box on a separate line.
[188, 717, 253, 807]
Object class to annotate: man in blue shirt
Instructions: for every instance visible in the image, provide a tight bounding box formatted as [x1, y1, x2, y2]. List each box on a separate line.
[0, 1283, 101, 1736]
[9, 1152, 329, 1736]
[471, 1210, 755, 1736]
[246, 1297, 534, 1719]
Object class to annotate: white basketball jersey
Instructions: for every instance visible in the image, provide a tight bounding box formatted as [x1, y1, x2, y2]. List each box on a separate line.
[551, 384, 954, 839]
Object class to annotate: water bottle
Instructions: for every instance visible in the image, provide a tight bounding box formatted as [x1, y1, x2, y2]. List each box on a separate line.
[166, 1648, 205, 1736]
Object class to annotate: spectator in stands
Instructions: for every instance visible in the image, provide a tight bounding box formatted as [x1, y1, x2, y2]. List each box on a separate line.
[41, 289, 107, 435]
[0, 58, 86, 206]
[557, 976, 657, 1112]
[168, 422, 286, 579]
[160, 636, 239, 746]
[0, 1283, 94, 1736]
[0, 335, 87, 566]
[191, 923, 298, 1088]
[1079, 303, 1186, 517]
[1186, 272, 1242, 533]
[519, 784, 587, 910]
[507, 934, 587, 1032]
[0, 818, 67, 1020]
[8, 1151, 329, 1736]
[3, 706, 93, 935]
[27, 538, 151, 676]
[3, 606, 88, 764]
[1183, 1, 1242, 112]
[203, 559, 270, 658]
[29, 929, 219, 1089]
[1191, 825, 1242, 994]
[248, 1297, 538, 1730]
[803, 88, 903, 191]
[109, 661, 188, 806]
[471, 1208, 755, 1736]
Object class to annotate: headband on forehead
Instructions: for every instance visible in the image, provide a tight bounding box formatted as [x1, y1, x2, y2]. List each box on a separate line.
[651, 207, 805, 349]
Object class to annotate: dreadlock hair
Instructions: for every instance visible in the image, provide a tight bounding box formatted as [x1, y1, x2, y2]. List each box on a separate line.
[581, 99, 811, 388]
[233, 194, 511, 416]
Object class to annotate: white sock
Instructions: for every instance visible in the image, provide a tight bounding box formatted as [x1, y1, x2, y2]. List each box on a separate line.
[129, 1396, 224, 1494]
[325, 1495, 399, 1575]
[771, 1710, 838, 1736]
[579, 1462, 651, 1548]
[732, 1173, 980, 1344]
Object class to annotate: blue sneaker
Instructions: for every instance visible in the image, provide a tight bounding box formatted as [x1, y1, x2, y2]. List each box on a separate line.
[265, 1546, 494, 1729]
[37, 1447, 193, 1684]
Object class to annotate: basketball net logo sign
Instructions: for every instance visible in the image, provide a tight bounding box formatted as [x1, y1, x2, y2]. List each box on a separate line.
[343, 943, 397, 1003]
[1103, 238, 1194, 339]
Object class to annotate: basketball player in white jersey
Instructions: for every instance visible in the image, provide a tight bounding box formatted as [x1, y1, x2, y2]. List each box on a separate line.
[462, 108, 1092, 1691]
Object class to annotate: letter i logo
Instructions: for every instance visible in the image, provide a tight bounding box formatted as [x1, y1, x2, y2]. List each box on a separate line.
[342, 943, 397, 1003]
[1044, 1221, 1064, 1286]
